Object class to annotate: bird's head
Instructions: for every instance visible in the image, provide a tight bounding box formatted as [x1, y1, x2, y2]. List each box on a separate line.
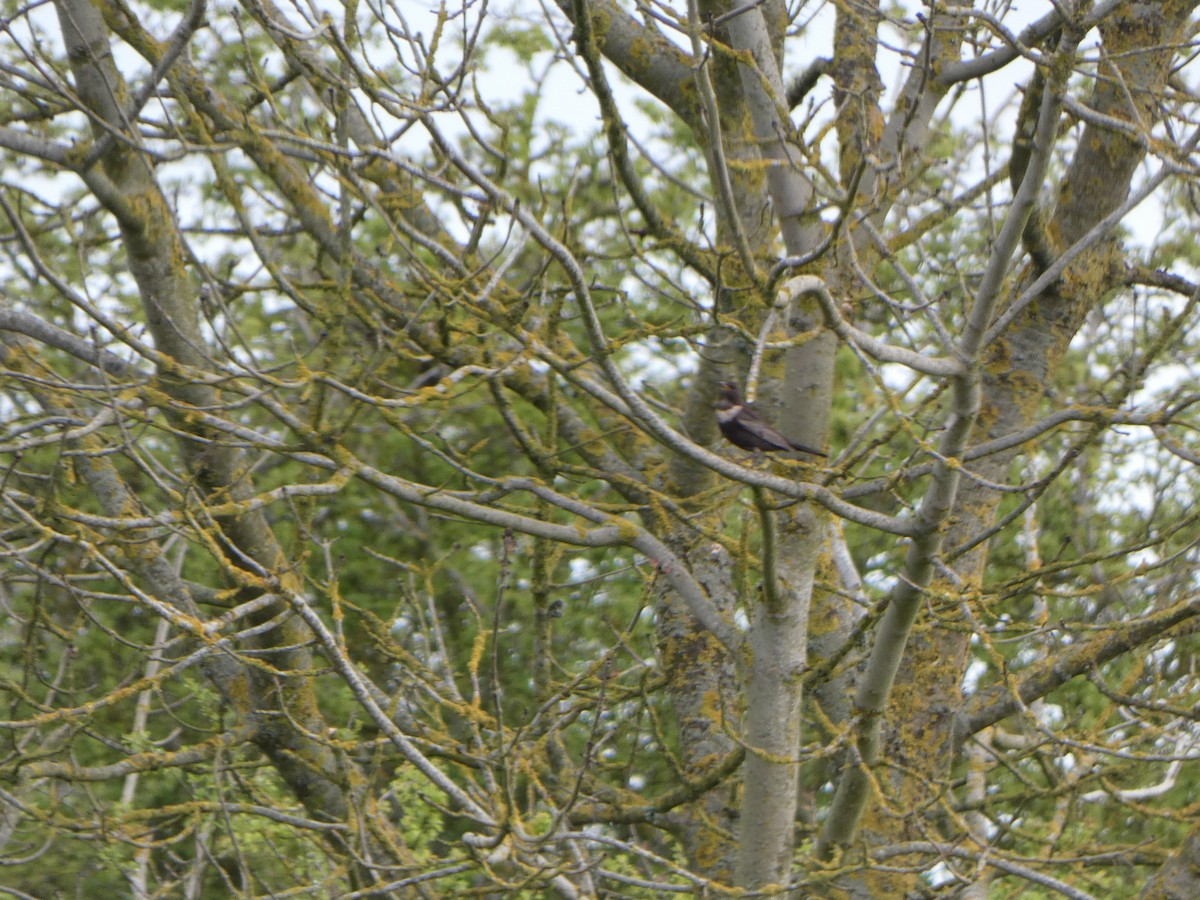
[714, 380, 741, 410]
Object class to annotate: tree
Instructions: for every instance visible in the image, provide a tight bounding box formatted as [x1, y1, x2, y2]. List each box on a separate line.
[1, 0, 1199, 896]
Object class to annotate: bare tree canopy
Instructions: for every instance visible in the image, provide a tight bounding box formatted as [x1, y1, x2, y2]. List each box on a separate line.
[1, 0, 1199, 896]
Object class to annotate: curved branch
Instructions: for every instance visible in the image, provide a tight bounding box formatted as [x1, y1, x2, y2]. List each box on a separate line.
[782, 275, 965, 377]
[955, 594, 1200, 748]
[553, 0, 700, 128]
[872, 842, 1099, 900]
[935, 0, 1126, 86]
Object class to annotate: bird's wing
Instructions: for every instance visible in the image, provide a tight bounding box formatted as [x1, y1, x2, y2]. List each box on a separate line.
[739, 413, 793, 451]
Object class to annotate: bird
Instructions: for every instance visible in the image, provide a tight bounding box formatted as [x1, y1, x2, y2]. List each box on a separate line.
[714, 381, 827, 456]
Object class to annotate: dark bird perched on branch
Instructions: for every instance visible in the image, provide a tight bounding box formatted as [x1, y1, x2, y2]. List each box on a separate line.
[714, 381, 827, 457]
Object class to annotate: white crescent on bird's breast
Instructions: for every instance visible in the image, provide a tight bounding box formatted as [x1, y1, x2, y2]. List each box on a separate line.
[716, 405, 742, 424]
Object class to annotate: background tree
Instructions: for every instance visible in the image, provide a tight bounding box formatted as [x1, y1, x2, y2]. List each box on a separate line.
[1, 0, 1199, 897]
